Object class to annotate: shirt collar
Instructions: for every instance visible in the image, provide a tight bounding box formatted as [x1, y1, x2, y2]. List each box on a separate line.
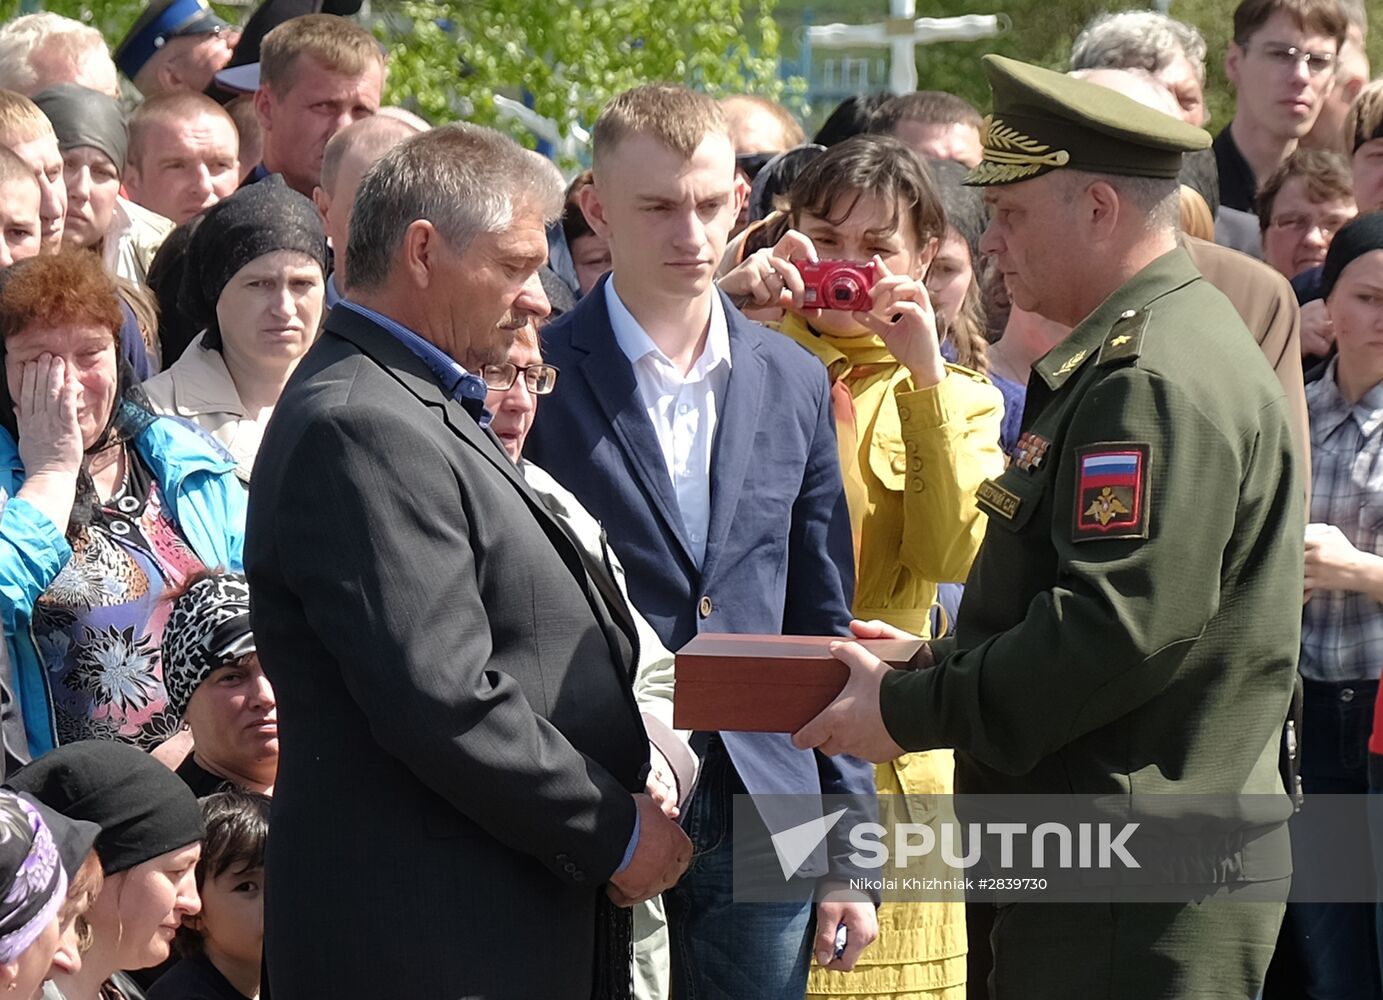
[324, 272, 343, 310]
[1310, 357, 1383, 441]
[339, 301, 490, 423]
[605, 278, 732, 376]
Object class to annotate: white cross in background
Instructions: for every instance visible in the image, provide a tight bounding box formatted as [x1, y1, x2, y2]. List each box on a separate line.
[807, 0, 1010, 94]
[493, 95, 591, 161]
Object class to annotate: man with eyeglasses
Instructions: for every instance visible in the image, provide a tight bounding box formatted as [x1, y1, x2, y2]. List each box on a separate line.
[1258, 146, 1358, 281]
[1218, 0, 1349, 224]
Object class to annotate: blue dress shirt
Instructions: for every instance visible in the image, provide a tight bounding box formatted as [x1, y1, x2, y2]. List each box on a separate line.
[338, 301, 490, 424]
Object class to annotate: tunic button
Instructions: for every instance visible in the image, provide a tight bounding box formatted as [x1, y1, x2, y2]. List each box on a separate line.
[699, 596, 713, 618]
[1341, 688, 1355, 702]
[891, 454, 908, 473]
[910, 457, 923, 472]
[1120, 309, 1137, 319]
[110, 520, 131, 536]
[898, 407, 911, 421]
[910, 479, 925, 493]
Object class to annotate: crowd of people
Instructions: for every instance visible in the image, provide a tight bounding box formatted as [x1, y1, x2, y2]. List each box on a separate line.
[0, 0, 1371, 997]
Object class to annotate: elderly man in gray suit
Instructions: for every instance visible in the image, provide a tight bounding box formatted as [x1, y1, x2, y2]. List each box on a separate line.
[246, 124, 691, 1000]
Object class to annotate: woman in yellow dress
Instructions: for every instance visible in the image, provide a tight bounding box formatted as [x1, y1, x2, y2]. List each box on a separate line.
[723, 134, 1005, 999]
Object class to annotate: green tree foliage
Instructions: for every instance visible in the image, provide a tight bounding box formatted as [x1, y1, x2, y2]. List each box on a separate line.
[378, 0, 792, 146]
[0, 0, 789, 158]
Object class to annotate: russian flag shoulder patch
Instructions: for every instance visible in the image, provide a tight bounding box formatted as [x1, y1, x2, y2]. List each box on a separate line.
[1073, 442, 1151, 541]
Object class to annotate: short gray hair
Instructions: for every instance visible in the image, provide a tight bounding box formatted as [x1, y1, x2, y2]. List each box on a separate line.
[347, 124, 564, 293]
[1061, 169, 1181, 232]
[0, 13, 112, 96]
[1070, 11, 1208, 85]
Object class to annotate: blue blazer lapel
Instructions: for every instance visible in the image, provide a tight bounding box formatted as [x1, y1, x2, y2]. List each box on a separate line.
[570, 281, 698, 567]
[699, 299, 767, 585]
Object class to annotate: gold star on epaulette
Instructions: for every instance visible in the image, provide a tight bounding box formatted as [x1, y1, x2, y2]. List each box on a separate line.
[1098, 309, 1150, 366]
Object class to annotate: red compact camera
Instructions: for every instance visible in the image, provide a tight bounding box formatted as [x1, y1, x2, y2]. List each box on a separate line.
[795, 259, 879, 311]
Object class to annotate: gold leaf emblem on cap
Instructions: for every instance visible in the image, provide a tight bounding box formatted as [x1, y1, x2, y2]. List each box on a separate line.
[970, 115, 1072, 184]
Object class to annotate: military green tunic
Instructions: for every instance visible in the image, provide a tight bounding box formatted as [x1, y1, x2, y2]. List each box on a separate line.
[879, 248, 1302, 997]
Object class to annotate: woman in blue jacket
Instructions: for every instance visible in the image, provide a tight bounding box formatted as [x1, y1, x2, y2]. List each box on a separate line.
[0, 250, 244, 759]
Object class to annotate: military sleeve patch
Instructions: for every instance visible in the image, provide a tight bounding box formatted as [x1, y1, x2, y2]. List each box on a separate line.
[1073, 443, 1150, 541]
[977, 478, 1022, 520]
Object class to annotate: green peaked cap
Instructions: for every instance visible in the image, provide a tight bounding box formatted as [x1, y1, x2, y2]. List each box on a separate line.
[965, 54, 1212, 187]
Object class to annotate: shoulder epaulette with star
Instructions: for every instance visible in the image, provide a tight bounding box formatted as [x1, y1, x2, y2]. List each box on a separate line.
[1097, 308, 1150, 366]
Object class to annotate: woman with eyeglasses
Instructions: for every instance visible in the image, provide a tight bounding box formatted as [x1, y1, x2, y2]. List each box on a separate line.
[480, 327, 561, 461]
[143, 180, 327, 486]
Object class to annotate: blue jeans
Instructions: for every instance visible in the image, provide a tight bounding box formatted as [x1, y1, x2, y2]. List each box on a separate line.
[1276, 678, 1382, 1000]
[665, 737, 814, 1000]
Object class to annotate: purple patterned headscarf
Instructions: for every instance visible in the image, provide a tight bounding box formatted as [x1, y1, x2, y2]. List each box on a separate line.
[0, 791, 66, 965]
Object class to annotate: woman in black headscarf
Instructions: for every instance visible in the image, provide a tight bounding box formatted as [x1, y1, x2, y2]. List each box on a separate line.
[30, 85, 171, 289]
[0, 250, 245, 757]
[30, 85, 159, 379]
[143, 179, 326, 484]
[8, 741, 205, 1000]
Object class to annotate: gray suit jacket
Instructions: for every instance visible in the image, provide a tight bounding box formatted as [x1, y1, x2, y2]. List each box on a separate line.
[246, 304, 648, 999]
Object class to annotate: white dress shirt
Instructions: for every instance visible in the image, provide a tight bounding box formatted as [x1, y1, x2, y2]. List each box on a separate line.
[606, 279, 732, 567]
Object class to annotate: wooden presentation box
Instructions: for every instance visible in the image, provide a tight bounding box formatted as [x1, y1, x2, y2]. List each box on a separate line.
[673, 633, 924, 733]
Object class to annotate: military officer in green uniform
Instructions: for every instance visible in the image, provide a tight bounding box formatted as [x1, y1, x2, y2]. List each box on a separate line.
[794, 55, 1302, 998]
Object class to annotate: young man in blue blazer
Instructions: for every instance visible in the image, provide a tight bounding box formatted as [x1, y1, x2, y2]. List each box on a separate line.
[526, 84, 879, 998]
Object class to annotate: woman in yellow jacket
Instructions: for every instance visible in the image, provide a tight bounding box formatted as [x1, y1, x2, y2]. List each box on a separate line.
[723, 135, 1005, 1000]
